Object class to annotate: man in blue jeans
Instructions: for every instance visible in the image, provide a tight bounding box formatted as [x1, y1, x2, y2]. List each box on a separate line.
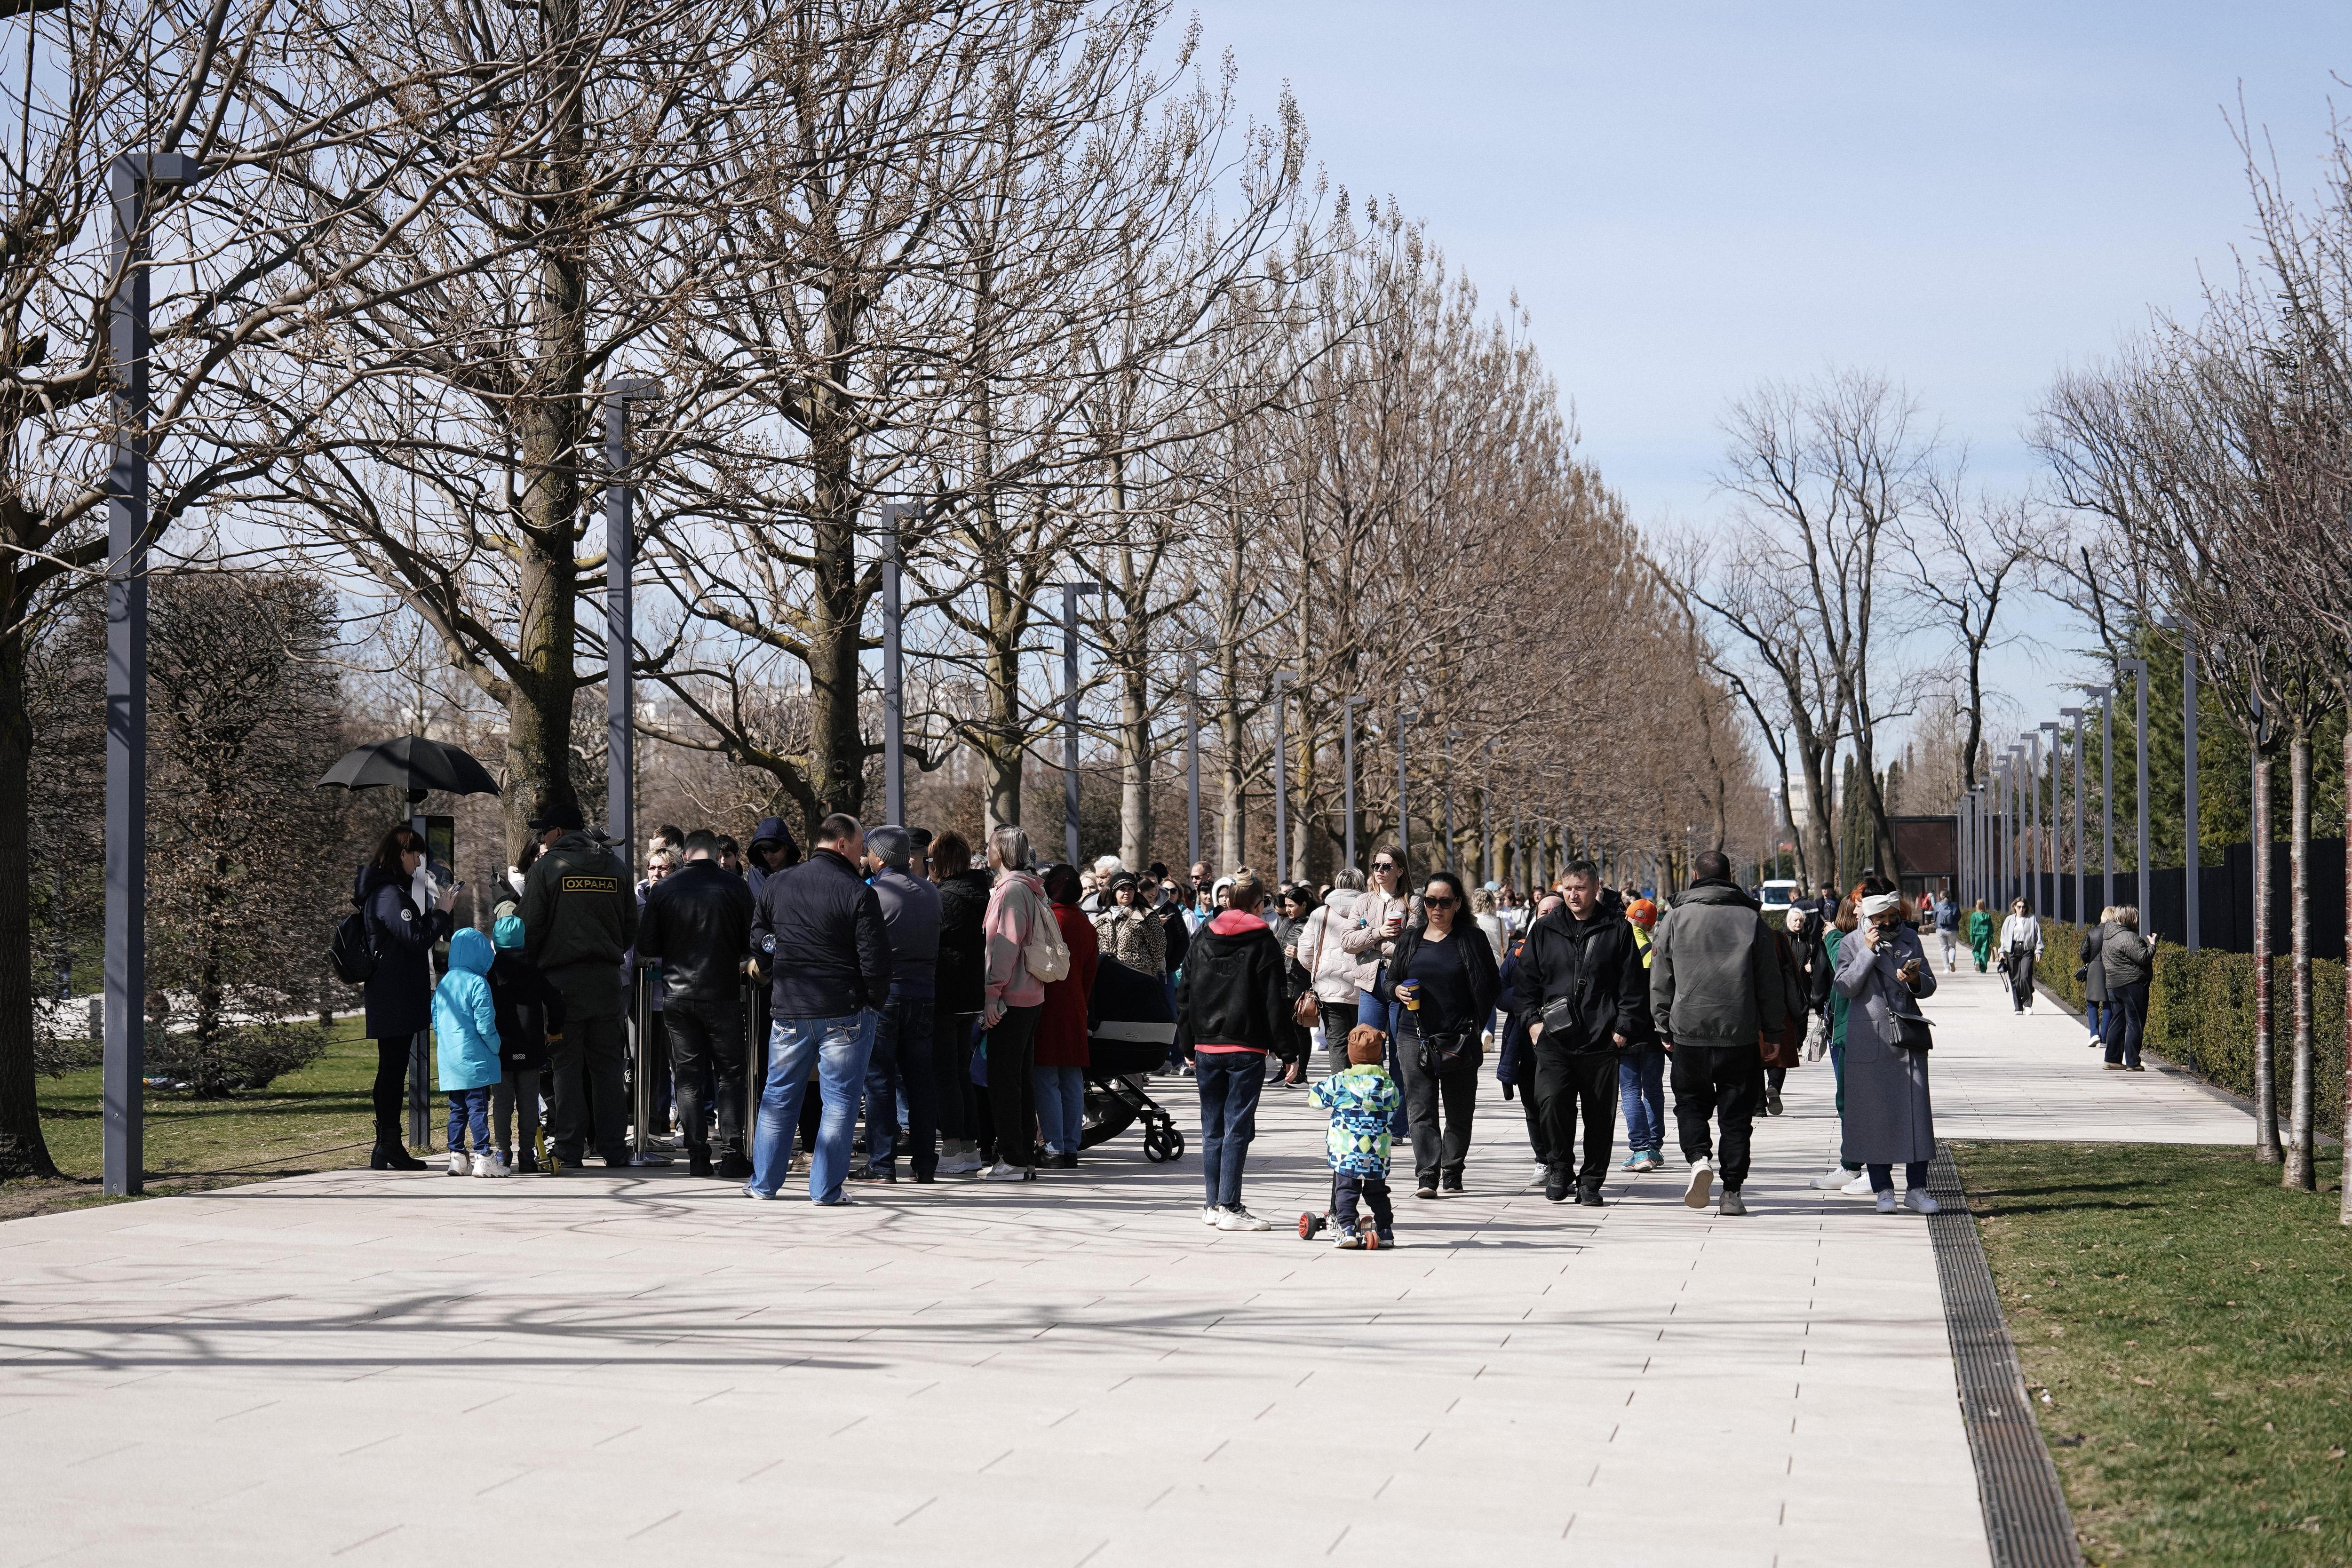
[1176, 870, 1291, 1231]
[745, 813, 893, 1204]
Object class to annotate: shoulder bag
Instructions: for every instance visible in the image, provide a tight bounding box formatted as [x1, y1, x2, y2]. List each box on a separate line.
[1020, 885, 1072, 983]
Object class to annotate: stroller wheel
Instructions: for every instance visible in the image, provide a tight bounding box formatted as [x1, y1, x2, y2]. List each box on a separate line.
[1143, 1121, 1176, 1163]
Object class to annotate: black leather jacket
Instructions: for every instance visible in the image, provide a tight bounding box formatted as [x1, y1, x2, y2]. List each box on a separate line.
[637, 860, 755, 1003]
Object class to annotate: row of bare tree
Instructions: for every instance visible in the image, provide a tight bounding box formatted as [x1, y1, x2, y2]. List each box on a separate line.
[2037, 116, 2352, 1216]
[0, 0, 1764, 1179]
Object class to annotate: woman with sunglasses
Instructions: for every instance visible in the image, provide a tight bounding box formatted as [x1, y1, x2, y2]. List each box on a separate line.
[1375, 869, 1502, 1197]
[1338, 850, 1415, 1140]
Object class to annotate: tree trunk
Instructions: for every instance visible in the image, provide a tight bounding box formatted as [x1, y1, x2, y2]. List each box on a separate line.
[2285, 730, 2315, 1192]
[2251, 748, 2280, 1162]
[1116, 629, 1151, 870]
[800, 295, 870, 839]
[981, 573, 1023, 836]
[1216, 650, 1244, 875]
[0, 597, 56, 1178]
[2343, 723, 2352, 1223]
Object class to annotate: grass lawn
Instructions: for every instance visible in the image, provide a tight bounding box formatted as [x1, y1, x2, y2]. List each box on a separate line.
[1957, 1141, 2351, 1568]
[3, 1015, 385, 1223]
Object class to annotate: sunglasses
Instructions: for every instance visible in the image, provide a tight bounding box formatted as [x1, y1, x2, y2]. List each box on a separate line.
[1372, 861, 1398, 871]
[1423, 895, 1458, 909]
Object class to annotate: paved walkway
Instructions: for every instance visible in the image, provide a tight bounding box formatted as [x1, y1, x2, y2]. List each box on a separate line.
[0, 967, 2246, 1567]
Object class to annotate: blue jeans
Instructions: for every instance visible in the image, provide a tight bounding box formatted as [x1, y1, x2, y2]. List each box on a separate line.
[2084, 1000, 2106, 1038]
[748, 1011, 877, 1202]
[1359, 988, 1411, 1139]
[445, 1085, 491, 1153]
[1617, 1049, 1665, 1154]
[1033, 1065, 1086, 1155]
[1196, 1050, 1266, 1209]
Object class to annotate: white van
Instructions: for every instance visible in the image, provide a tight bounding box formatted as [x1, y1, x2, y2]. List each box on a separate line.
[1760, 879, 1799, 915]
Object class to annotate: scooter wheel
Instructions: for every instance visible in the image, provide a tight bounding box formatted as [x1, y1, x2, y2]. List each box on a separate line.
[1362, 1231, 1379, 1250]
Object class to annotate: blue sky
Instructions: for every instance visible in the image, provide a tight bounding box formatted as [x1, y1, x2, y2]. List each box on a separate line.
[1174, 1, 2352, 729]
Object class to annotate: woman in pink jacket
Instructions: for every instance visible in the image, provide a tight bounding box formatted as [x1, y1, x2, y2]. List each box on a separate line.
[980, 824, 1051, 1181]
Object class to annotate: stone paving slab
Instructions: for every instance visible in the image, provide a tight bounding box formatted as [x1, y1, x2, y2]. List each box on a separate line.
[1, 960, 2227, 1567]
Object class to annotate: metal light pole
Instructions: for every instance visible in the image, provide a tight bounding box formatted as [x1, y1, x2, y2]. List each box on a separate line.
[1270, 670, 1298, 881]
[2182, 637, 2200, 948]
[2040, 721, 2062, 915]
[1061, 582, 1107, 867]
[1395, 706, 1416, 872]
[603, 378, 659, 870]
[1443, 728, 1462, 873]
[2086, 687, 2114, 913]
[1479, 739, 1495, 884]
[1341, 694, 1364, 871]
[879, 501, 917, 827]
[1185, 658, 1201, 874]
[2118, 658, 2150, 915]
[2061, 707, 2087, 923]
[103, 151, 198, 1198]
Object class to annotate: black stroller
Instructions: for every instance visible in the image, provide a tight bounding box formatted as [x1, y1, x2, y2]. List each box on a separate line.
[1080, 955, 1186, 1162]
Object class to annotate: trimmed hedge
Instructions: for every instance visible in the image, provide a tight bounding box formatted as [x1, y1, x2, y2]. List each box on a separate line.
[2041, 920, 2344, 1138]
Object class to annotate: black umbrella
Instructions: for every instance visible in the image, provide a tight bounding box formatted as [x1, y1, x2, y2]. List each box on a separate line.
[317, 734, 501, 802]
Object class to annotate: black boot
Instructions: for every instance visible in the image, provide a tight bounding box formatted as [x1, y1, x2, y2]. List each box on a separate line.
[689, 1146, 715, 1178]
[370, 1116, 426, 1171]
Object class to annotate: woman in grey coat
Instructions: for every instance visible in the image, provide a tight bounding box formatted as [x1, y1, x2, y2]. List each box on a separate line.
[2077, 906, 2114, 1049]
[1834, 888, 1940, 1214]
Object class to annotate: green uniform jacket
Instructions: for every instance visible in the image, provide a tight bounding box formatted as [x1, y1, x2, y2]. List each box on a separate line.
[521, 830, 638, 1019]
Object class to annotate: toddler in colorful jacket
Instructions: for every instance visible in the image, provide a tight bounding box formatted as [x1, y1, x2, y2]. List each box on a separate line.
[1304, 1025, 1403, 1248]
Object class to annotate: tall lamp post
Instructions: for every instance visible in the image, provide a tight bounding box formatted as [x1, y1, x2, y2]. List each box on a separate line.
[1184, 658, 1202, 874]
[2079, 685, 2114, 912]
[1395, 706, 1416, 872]
[2061, 707, 2088, 924]
[1340, 694, 1365, 871]
[2040, 721, 2062, 916]
[603, 378, 660, 872]
[879, 501, 918, 827]
[2118, 658, 2150, 915]
[2181, 635, 2200, 949]
[1061, 581, 1107, 866]
[104, 150, 199, 1199]
[1270, 670, 1298, 880]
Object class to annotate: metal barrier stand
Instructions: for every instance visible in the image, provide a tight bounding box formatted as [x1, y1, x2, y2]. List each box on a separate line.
[631, 961, 653, 1159]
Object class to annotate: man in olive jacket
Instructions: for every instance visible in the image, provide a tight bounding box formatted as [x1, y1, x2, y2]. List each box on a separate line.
[1650, 849, 1785, 1216]
[522, 802, 641, 1170]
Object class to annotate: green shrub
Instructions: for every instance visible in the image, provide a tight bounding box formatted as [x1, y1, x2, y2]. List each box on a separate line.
[2043, 922, 2345, 1138]
[144, 1020, 330, 1098]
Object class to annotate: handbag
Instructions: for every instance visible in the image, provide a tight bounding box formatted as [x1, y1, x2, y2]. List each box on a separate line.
[1417, 1023, 1478, 1073]
[1020, 885, 1071, 982]
[1896, 1011, 1934, 1051]
[1292, 989, 1322, 1027]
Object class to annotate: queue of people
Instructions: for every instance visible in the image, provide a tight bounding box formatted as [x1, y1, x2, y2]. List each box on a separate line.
[353, 815, 1957, 1238]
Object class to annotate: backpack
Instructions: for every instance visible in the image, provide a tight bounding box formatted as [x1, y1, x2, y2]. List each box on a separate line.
[1020, 884, 1072, 983]
[329, 907, 378, 985]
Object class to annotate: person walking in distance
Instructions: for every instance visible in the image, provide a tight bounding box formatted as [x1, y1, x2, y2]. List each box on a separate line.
[856, 826, 941, 1182]
[1931, 882, 1961, 973]
[355, 824, 458, 1170]
[1176, 868, 1291, 1229]
[1649, 849, 1784, 1218]
[520, 803, 641, 1172]
[2078, 906, 2115, 1049]
[743, 814, 893, 1203]
[1834, 883, 1941, 1213]
[930, 831, 991, 1174]
[980, 826, 1061, 1181]
[636, 829, 756, 1179]
[1999, 897, 2042, 1014]
[1966, 898, 1995, 974]
[1515, 861, 1646, 1206]
[1617, 897, 1667, 1173]
[1378, 869, 1502, 1199]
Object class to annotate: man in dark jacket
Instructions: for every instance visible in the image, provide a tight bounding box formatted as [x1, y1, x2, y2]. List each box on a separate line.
[929, 831, 993, 1174]
[637, 830, 756, 1179]
[744, 813, 892, 1203]
[520, 803, 639, 1170]
[1515, 861, 1647, 1206]
[745, 814, 799, 899]
[857, 825, 941, 1183]
[1175, 871, 1290, 1229]
[1650, 849, 1786, 1217]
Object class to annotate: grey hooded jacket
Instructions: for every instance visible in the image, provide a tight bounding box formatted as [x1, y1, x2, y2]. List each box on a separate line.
[1649, 879, 1786, 1050]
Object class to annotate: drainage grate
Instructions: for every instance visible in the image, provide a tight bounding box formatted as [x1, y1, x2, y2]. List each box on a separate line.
[1927, 1143, 2084, 1568]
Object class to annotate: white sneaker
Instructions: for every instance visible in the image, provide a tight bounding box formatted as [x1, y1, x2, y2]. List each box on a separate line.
[1810, 1165, 1851, 1190]
[2088, 1030, 2102, 1047]
[1216, 1206, 1271, 1231]
[1905, 1189, 1940, 1215]
[1529, 1161, 1550, 1184]
[1841, 1172, 1875, 1196]
[1875, 1190, 1899, 1214]
[1683, 1161, 1714, 1210]
[473, 1151, 509, 1178]
[445, 1149, 469, 1177]
[981, 1161, 1028, 1182]
[1202, 1205, 1224, 1227]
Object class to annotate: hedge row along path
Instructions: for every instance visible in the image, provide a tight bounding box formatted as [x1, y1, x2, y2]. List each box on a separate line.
[0, 966, 2249, 1565]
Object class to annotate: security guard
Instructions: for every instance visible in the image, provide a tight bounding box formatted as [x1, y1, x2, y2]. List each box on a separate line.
[521, 802, 640, 1170]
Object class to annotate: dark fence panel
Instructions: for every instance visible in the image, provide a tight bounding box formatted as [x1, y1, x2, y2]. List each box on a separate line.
[2033, 840, 2345, 960]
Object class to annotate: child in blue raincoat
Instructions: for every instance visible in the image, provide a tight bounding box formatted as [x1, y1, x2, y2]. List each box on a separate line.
[433, 926, 506, 1177]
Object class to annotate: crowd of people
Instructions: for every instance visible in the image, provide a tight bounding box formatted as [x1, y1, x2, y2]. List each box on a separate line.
[350, 814, 1962, 1238]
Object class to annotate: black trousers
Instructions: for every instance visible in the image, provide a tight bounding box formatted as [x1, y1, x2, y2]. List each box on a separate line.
[1394, 1018, 1478, 1186]
[2007, 949, 2037, 1011]
[866, 995, 938, 1178]
[369, 1037, 409, 1141]
[1333, 1171, 1393, 1233]
[1318, 1000, 1360, 1070]
[933, 1009, 981, 1143]
[986, 1003, 1042, 1168]
[1534, 1044, 1617, 1189]
[664, 995, 745, 1159]
[550, 1012, 629, 1163]
[1669, 1043, 1762, 1191]
[2102, 979, 2148, 1068]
